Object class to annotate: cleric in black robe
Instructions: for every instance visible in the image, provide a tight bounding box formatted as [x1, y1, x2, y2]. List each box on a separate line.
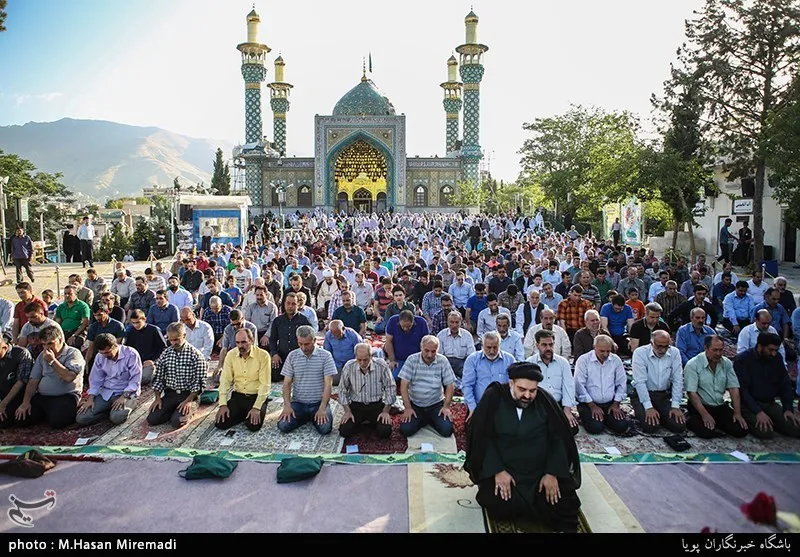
[464, 362, 582, 532]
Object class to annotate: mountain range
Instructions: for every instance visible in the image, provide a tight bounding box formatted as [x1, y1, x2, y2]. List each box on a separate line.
[0, 118, 236, 199]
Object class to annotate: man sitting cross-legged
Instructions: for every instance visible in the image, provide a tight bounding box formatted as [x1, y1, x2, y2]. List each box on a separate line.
[76, 333, 140, 426]
[527, 329, 578, 435]
[574, 334, 631, 435]
[215, 328, 271, 432]
[277, 325, 337, 435]
[734, 332, 800, 439]
[338, 343, 396, 439]
[399, 335, 456, 438]
[630, 330, 686, 435]
[464, 361, 582, 532]
[15, 325, 85, 429]
[147, 322, 208, 430]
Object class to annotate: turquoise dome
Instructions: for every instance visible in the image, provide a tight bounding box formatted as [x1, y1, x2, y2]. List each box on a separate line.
[333, 79, 396, 116]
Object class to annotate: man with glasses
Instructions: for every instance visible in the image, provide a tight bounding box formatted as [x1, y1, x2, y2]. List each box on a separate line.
[147, 322, 207, 430]
[77, 333, 141, 426]
[631, 330, 686, 434]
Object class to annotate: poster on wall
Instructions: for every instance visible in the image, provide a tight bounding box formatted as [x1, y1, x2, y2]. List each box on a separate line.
[621, 198, 642, 246]
[197, 217, 240, 239]
[602, 204, 621, 240]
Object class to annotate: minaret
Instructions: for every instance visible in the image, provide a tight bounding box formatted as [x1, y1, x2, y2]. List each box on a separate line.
[455, 10, 488, 185]
[440, 55, 462, 154]
[268, 55, 293, 157]
[237, 8, 271, 205]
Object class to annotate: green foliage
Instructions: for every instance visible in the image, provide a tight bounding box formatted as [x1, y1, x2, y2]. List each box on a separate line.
[151, 195, 172, 225]
[492, 178, 548, 214]
[643, 199, 673, 236]
[517, 105, 643, 226]
[0, 149, 75, 246]
[95, 223, 133, 262]
[765, 74, 800, 228]
[450, 180, 485, 209]
[134, 196, 152, 206]
[105, 199, 125, 209]
[0, 0, 6, 32]
[211, 148, 231, 196]
[678, 0, 800, 261]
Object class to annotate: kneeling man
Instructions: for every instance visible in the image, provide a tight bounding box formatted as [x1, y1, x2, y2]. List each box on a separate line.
[215, 328, 271, 431]
[338, 343, 396, 439]
[464, 361, 582, 532]
[77, 333, 140, 425]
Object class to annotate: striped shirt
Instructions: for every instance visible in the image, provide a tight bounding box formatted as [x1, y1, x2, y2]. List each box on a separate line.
[436, 328, 476, 360]
[338, 358, 396, 407]
[398, 353, 455, 408]
[281, 347, 337, 404]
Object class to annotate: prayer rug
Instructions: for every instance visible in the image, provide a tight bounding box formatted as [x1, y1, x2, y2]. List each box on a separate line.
[0, 459, 410, 533]
[407, 463, 484, 533]
[193, 396, 345, 455]
[597, 463, 800, 533]
[483, 509, 590, 533]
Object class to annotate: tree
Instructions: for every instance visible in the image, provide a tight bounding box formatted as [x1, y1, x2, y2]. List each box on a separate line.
[135, 196, 152, 206]
[0, 149, 75, 246]
[105, 199, 125, 209]
[765, 73, 800, 227]
[518, 105, 643, 231]
[645, 67, 715, 262]
[678, 0, 800, 262]
[211, 148, 231, 196]
[95, 223, 133, 262]
[450, 179, 486, 210]
[0, 0, 7, 32]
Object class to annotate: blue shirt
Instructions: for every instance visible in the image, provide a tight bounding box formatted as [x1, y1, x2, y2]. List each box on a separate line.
[751, 302, 790, 333]
[599, 303, 633, 336]
[676, 323, 716, 366]
[448, 282, 475, 308]
[386, 314, 430, 362]
[322, 327, 362, 370]
[541, 292, 563, 315]
[147, 303, 179, 334]
[723, 292, 755, 322]
[466, 294, 488, 323]
[462, 350, 516, 411]
[201, 291, 234, 309]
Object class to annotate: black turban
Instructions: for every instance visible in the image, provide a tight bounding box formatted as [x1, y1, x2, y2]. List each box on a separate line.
[507, 362, 543, 382]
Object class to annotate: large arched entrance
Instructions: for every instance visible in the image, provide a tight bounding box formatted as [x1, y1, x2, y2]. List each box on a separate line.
[334, 139, 388, 213]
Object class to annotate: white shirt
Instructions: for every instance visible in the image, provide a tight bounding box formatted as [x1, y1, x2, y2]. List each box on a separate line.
[713, 271, 739, 285]
[574, 351, 627, 405]
[499, 330, 525, 361]
[737, 323, 785, 361]
[631, 344, 683, 409]
[201, 226, 214, 237]
[527, 352, 575, 407]
[524, 324, 572, 360]
[185, 319, 214, 360]
[437, 328, 476, 360]
[167, 288, 194, 310]
[747, 280, 768, 305]
[77, 223, 95, 241]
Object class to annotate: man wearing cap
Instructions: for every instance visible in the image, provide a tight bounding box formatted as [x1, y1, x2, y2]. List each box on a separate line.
[464, 361, 582, 532]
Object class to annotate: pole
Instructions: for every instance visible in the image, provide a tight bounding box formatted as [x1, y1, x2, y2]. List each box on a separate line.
[0, 176, 7, 264]
[39, 212, 44, 244]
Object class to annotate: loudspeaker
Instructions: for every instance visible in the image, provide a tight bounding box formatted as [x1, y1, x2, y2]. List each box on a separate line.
[179, 205, 193, 222]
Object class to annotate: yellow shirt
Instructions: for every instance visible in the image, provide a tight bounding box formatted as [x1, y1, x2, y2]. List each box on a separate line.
[219, 346, 271, 408]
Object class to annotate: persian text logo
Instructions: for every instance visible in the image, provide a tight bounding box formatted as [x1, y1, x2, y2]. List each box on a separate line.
[7, 490, 56, 528]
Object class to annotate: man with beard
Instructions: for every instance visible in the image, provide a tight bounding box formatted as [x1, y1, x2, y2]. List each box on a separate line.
[464, 361, 582, 532]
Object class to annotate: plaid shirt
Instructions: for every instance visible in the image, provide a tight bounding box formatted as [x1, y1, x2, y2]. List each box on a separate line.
[557, 298, 593, 330]
[152, 342, 208, 394]
[421, 290, 443, 318]
[431, 308, 451, 334]
[203, 305, 232, 335]
[214, 266, 226, 283]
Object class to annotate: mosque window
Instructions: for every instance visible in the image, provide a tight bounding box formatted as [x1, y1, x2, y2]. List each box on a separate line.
[414, 185, 428, 207]
[334, 140, 387, 184]
[440, 185, 453, 207]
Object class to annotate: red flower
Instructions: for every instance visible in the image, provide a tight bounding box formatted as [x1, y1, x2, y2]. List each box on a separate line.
[740, 492, 777, 526]
[700, 527, 711, 534]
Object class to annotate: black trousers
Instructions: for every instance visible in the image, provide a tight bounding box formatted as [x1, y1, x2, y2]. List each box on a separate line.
[577, 401, 631, 435]
[215, 391, 268, 432]
[272, 351, 290, 382]
[202, 236, 211, 253]
[339, 401, 392, 439]
[146, 389, 197, 429]
[687, 403, 748, 439]
[631, 391, 686, 434]
[13, 258, 34, 283]
[15, 393, 78, 429]
[0, 392, 25, 428]
[741, 401, 800, 440]
[722, 318, 751, 335]
[610, 334, 630, 357]
[612, 230, 620, 247]
[80, 239, 94, 266]
[477, 476, 581, 532]
[716, 244, 730, 263]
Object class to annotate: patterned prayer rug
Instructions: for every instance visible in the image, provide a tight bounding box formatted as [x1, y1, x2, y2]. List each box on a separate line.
[193, 396, 345, 455]
[483, 508, 590, 533]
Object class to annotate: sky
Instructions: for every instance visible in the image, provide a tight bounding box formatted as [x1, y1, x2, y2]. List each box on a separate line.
[0, 0, 703, 183]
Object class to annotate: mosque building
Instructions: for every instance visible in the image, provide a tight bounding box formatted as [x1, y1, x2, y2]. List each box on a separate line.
[235, 7, 488, 214]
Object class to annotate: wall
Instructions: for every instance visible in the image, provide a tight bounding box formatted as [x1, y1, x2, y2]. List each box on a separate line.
[693, 167, 792, 262]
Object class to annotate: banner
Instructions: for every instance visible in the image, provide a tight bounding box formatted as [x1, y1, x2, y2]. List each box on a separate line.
[621, 197, 642, 246]
[602, 204, 621, 240]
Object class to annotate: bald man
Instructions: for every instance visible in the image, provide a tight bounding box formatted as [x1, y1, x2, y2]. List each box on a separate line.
[338, 343, 396, 439]
[631, 330, 686, 434]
